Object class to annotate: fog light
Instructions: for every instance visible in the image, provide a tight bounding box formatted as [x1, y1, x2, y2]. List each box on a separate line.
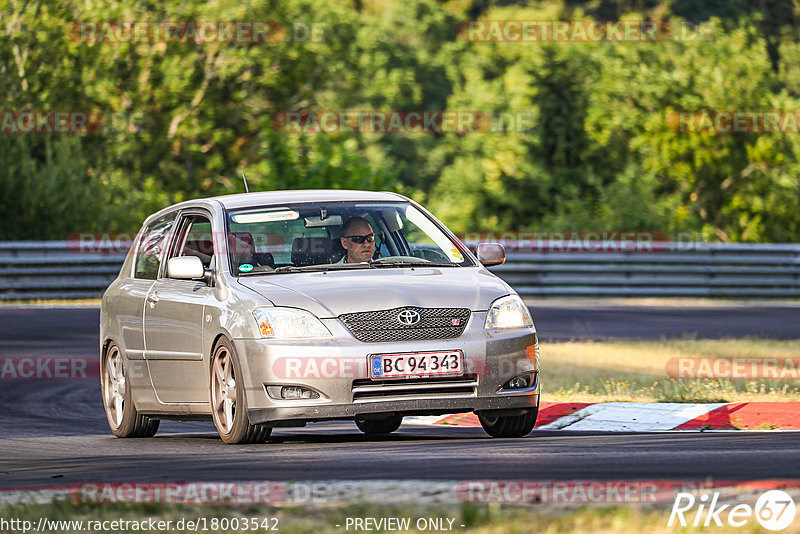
[505, 375, 530, 389]
[281, 386, 319, 399]
[266, 385, 321, 400]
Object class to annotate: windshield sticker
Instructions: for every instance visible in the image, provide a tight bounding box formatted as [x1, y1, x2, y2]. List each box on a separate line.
[450, 249, 463, 260]
[232, 210, 299, 224]
[238, 263, 254, 273]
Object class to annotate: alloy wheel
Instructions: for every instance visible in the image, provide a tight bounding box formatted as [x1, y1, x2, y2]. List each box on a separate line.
[104, 345, 126, 428]
[212, 345, 237, 434]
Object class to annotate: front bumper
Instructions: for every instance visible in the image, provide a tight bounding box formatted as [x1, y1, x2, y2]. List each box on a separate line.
[233, 313, 539, 426]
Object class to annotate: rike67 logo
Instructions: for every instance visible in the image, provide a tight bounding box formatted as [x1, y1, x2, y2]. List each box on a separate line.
[669, 490, 796, 530]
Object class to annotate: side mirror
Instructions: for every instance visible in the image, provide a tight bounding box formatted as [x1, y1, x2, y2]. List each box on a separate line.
[476, 242, 506, 267]
[167, 256, 205, 280]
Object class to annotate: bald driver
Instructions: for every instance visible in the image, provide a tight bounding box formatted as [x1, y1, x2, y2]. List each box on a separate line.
[339, 217, 376, 263]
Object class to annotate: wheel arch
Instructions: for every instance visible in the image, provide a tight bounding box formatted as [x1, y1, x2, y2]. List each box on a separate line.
[100, 336, 120, 374]
[208, 330, 235, 364]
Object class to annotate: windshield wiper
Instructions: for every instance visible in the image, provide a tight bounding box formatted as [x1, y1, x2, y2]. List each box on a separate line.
[236, 267, 275, 276]
[239, 261, 459, 275]
[256, 264, 371, 274]
[368, 260, 460, 268]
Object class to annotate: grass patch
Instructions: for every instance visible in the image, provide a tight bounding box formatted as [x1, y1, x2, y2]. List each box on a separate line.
[540, 339, 800, 403]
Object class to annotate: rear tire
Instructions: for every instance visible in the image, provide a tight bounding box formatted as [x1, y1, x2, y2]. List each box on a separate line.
[478, 409, 537, 438]
[356, 415, 403, 435]
[101, 342, 159, 438]
[210, 338, 271, 444]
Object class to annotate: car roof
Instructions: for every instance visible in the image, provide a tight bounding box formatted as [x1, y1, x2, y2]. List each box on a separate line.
[143, 190, 415, 226]
[206, 189, 408, 209]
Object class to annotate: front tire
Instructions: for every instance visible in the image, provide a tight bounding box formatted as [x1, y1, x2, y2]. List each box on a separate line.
[355, 415, 403, 435]
[101, 342, 159, 438]
[210, 338, 271, 444]
[478, 409, 537, 438]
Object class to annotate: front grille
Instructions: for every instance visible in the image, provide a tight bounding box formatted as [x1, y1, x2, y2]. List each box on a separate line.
[339, 307, 471, 343]
[352, 376, 478, 402]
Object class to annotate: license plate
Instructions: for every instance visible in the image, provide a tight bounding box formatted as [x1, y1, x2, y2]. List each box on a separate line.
[369, 350, 463, 379]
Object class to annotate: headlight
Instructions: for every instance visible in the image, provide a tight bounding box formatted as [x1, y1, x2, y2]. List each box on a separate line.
[253, 307, 331, 339]
[484, 295, 534, 329]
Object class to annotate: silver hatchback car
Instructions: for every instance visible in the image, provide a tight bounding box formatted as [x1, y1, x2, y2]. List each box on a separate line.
[100, 190, 540, 443]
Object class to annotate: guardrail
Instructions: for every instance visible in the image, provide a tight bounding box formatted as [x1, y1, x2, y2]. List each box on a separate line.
[488, 242, 800, 298]
[0, 241, 129, 300]
[1, 241, 799, 300]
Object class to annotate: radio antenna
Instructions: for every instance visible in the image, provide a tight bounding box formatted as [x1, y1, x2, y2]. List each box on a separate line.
[241, 171, 250, 193]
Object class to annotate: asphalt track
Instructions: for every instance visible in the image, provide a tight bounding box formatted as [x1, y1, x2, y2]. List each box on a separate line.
[3, 304, 800, 348]
[1, 305, 799, 489]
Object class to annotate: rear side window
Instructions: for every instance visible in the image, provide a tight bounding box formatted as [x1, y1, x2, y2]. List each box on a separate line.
[134, 213, 176, 280]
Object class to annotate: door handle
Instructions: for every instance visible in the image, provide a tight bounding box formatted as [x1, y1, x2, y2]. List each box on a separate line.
[147, 291, 159, 306]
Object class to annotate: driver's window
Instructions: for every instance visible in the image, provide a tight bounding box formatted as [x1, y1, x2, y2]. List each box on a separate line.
[175, 217, 214, 271]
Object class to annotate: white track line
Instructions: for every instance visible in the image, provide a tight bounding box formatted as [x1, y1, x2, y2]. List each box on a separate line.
[536, 402, 728, 431]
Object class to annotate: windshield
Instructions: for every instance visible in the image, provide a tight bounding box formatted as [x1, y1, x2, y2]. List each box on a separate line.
[225, 201, 472, 275]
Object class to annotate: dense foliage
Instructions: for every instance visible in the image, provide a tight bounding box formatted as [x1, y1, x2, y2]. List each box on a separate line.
[2, 0, 799, 240]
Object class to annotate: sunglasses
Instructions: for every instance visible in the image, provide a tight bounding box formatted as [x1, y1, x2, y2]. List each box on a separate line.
[344, 234, 375, 244]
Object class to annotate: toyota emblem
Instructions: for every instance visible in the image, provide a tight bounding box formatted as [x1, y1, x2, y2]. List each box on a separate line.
[397, 309, 421, 326]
